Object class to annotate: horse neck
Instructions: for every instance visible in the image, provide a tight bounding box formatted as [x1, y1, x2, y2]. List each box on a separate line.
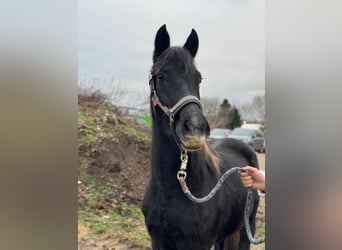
[151, 121, 180, 184]
[151, 120, 208, 189]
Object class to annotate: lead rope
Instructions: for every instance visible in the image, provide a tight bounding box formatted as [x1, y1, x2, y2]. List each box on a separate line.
[177, 151, 265, 245]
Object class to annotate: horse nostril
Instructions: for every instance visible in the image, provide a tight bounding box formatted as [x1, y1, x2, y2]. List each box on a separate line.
[185, 119, 203, 135]
[185, 120, 191, 131]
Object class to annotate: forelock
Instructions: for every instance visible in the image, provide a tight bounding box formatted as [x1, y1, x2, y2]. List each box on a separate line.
[151, 47, 196, 75]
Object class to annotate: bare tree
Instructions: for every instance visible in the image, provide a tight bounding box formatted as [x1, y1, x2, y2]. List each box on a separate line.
[78, 76, 127, 105]
[239, 94, 265, 123]
[107, 77, 127, 104]
[201, 97, 221, 128]
[251, 94, 265, 121]
[137, 89, 150, 111]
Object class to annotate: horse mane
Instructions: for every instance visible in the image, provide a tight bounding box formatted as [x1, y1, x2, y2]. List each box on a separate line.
[202, 141, 222, 177]
[151, 47, 197, 75]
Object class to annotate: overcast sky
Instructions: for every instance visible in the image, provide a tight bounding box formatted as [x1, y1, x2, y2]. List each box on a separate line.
[79, 0, 265, 107]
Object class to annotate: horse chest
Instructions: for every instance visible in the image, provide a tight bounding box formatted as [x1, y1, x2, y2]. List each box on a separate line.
[145, 188, 213, 237]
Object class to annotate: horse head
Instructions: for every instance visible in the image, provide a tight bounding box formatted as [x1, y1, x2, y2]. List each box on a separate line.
[150, 25, 210, 151]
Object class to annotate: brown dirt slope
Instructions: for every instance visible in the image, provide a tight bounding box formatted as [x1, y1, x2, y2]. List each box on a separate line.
[78, 95, 152, 250]
[78, 99, 151, 210]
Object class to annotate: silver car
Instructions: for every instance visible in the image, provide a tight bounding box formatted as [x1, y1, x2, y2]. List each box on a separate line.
[208, 128, 232, 141]
[229, 128, 265, 153]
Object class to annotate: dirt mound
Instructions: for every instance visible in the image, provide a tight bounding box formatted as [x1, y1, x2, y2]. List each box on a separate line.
[78, 97, 151, 212]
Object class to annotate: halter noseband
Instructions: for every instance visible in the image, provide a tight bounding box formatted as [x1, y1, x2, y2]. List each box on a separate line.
[149, 75, 203, 151]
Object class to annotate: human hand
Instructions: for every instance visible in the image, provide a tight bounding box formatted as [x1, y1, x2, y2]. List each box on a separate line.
[239, 166, 265, 191]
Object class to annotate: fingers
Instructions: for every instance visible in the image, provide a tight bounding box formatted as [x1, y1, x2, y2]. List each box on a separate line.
[240, 167, 256, 188]
[239, 171, 248, 177]
[240, 175, 252, 182]
[241, 166, 257, 174]
[239, 173, 253, 188]
[241, 178, 254, 188]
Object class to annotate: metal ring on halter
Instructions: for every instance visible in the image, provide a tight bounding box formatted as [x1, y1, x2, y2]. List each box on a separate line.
[170, 113, 175, 123]
[180, 152, 188, 162]
[177, 170, 187, 180]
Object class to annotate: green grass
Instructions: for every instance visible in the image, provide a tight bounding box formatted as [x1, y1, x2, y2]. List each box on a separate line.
[79, 172, 150, 247]
[78, 203, 151, 248]
[80, 175, 117, 211]
[120, 126, 150, 142]
[79, 211, 113, 234]
[256, 227, 265, 236]
[78, 111, 150, 143]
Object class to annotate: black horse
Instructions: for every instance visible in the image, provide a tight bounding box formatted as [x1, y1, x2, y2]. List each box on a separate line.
[142, 25, 260, 250]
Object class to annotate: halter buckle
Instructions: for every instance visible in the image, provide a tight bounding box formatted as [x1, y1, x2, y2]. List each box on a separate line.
[169, 113, 175, 123]
[177, 170, 187, 180]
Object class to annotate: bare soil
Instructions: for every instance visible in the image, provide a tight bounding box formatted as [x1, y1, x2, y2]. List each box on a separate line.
[78, 100, 151, 209]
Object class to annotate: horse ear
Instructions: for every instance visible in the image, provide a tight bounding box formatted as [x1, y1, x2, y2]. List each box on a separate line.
[183, 29, 199, 58]
[153, 24, 170, 62]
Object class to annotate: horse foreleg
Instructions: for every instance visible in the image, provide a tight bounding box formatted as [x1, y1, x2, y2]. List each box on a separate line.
[214, 231, 240, 250]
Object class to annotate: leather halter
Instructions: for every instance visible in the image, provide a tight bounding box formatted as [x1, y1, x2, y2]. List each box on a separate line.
[149, 75, 202, 150]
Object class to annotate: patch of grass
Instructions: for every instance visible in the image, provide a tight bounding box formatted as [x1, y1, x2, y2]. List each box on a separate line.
[78, 203, 151, 248]
[80, 175, 117, 211]
[85, 117, 98, 127]
[90, 217, 113, 234]
[78, 111, 98, 126]
[118, 202, 145, 221]
[108, 204, 151, 248]
[79, 128, 94, 137]
[78, 211, 113, 234]
[87, 175, 116, 194]
[79, 112, 100, 143]
[120, 126, 150, 142]
[79, 110, 151, 145]
[256, 227, 265, 236]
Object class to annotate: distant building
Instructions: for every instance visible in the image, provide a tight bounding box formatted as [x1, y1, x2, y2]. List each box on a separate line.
[241, 121, 265, 131]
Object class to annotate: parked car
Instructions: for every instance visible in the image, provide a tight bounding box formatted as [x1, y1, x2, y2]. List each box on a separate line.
[208, 128, 231, 141]
[228, 128, 265, 153]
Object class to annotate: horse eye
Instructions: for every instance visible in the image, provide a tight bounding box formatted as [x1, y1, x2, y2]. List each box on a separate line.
[156, 74, 164, 80]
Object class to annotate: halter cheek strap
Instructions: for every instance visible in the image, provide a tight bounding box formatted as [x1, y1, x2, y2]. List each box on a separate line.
[149, 75, 202, 150]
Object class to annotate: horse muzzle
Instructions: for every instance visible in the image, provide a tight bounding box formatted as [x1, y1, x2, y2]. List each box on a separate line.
[180, 135, 207, 151]
[176, 108, 210, 151]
